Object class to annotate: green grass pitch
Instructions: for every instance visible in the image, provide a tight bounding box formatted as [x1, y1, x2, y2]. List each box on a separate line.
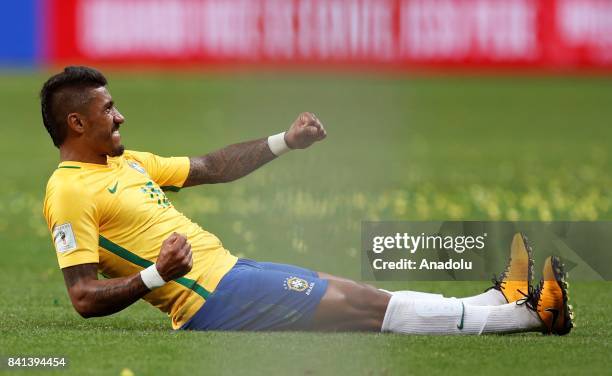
[0, 72, 610, 375]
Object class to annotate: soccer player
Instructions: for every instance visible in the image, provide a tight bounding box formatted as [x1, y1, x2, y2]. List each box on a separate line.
[41, 66, 573, 335]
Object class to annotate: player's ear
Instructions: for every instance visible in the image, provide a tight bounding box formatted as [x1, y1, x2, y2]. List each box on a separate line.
[66, 113, 86, 135]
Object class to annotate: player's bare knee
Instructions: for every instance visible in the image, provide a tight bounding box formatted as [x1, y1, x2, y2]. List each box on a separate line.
[344, 283, 389, 315]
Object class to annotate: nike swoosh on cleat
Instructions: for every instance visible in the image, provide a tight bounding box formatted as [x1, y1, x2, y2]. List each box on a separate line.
[457, 302, 465, 330]
[545, 307, 560, 328]
[107, 182, 119, 194]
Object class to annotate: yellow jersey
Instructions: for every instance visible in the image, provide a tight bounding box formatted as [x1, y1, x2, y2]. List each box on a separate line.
[43, 150, 238, 329]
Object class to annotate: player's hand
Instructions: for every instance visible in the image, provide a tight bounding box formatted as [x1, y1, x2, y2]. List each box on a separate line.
[156, 233, 193, 281]
[284, 112, 327, 149]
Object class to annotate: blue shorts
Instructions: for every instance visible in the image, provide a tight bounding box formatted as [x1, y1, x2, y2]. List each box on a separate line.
[180, 259, 328, 331]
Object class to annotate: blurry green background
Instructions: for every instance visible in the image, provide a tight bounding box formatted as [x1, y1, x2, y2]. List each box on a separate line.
[1, 72, 611, 375]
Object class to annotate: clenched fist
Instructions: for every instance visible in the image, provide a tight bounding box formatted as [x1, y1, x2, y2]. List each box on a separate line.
[285, 112, 327, 149]
[156, 232, 193, 281]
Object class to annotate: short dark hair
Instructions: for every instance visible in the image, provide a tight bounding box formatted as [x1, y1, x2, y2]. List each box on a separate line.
[40, 66, 107, 147]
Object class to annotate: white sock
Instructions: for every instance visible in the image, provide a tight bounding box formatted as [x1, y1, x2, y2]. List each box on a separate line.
[381, 295, 541, 335]
[380, 288, 504, 306]
[379, 289, 444, 300]
[481, 302, 542, 334]
[459, 288, 507, 306]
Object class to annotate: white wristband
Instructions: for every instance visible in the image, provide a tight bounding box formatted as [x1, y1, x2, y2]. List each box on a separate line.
[140, 265, 166, 290]
[267, 132, 291, 156]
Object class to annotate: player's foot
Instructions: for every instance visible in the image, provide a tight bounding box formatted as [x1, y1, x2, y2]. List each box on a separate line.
[521, 256, 574, 335]
[486, 232, 534, 303]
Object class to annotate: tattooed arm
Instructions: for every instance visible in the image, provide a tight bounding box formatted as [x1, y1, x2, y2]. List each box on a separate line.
[183, 138, 276, 186]
[62, 264, 149, 318]
[62, 233, 192, 318]
[183, 112, 327, 187]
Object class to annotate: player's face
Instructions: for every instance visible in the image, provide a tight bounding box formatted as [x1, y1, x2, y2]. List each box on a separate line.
[83, 86, 125, 157]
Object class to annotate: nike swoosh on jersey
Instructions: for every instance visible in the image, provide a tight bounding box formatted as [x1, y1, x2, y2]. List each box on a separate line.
[107, 182, 119, 194]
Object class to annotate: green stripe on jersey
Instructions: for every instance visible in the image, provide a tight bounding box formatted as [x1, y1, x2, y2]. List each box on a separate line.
[98, 235, 210, 299]
[58, 166, 81, 169]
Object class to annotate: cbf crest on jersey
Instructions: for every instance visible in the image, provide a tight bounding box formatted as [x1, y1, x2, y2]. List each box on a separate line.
[127, 160, 147, 175]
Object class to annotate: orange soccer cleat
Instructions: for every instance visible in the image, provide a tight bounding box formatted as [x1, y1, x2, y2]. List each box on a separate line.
[488, 232, 534, 303]
[521, 256, 575, 335]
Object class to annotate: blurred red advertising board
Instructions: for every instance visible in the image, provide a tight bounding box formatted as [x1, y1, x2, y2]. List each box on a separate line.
[44, 0, 612, 70]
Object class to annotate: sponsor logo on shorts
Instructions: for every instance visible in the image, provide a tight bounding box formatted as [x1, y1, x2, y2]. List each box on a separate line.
[284, 276, 315, 295]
